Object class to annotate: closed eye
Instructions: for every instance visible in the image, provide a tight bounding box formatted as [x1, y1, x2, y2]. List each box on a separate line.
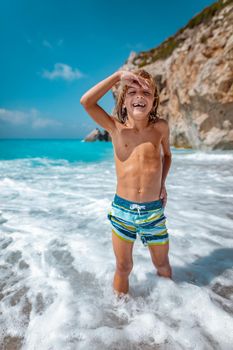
[128, 91, 151, 95]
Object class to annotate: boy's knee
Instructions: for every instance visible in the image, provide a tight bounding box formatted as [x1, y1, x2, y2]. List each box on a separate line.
[116, 261, 133, 276]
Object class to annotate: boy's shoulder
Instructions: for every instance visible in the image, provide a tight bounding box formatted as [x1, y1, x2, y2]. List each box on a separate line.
[153, 118, 169, 140]
[112, 116, 122, 125]
[111, 116, 127, 130]
[154, 117, 169, 130]
[155, 117, 168, 124]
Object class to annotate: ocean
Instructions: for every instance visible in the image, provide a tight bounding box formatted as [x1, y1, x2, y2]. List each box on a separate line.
[0, 139, 233, 350]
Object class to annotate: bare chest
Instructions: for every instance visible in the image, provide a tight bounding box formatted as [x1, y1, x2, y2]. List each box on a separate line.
[111, 125, 162, 162]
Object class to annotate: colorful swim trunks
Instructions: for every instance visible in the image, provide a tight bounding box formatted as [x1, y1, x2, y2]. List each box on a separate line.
[107, 193, 169, 247]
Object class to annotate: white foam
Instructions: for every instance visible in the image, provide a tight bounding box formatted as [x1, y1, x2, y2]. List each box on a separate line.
[0, 152, 233, 349]
[174, 151, 233, 162]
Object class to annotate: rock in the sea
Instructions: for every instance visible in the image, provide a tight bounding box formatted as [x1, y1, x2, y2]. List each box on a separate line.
[112, 0, 233, 150]
[84, 128, 111, 142]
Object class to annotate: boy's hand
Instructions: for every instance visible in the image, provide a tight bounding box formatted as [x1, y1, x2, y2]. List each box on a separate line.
[160, 185, 167, 207]
[120, 70, 150, 90]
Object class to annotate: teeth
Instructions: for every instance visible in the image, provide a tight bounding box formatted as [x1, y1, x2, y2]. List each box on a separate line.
[133, 103, 145, 107]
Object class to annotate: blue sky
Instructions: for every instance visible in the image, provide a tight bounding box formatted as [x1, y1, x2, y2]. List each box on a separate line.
[0, 0, 214, 139]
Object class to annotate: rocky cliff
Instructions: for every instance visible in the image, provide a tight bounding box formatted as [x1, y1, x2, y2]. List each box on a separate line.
[112, 0, 233, 150]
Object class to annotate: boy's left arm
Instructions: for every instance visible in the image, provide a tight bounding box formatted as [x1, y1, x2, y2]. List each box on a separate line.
[159, 120, 172, 207]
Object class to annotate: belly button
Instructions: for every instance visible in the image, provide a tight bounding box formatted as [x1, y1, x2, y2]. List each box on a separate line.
[125, 144, 128, 147]
[138, 189, 141, 193]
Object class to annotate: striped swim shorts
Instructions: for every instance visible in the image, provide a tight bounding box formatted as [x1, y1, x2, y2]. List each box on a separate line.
[107, 193, 169, 247]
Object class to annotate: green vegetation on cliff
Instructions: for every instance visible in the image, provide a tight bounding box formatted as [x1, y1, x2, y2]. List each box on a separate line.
[132, 0, 232, 68]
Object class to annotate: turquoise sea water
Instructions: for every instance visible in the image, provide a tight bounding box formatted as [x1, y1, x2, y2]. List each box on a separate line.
[0, 139, 114, 163]
[0, 139, 233, 349]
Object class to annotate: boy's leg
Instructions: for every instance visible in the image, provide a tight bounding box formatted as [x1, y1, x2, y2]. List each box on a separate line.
[148, 242, 172, 279]
[112, 230, 134, 295]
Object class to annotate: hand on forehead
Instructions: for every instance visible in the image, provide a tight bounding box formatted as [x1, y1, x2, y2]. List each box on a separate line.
[121, 71, 151, 90]
[127, 80, 151, 91]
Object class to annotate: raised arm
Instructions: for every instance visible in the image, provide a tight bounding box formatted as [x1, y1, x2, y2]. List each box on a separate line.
[80, 71, 122, 134]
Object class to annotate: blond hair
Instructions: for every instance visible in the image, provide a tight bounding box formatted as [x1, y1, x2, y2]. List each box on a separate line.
[113, 69, 160, 125]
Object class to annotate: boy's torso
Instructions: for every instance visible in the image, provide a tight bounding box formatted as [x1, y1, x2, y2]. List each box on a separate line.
[110, 119, 164, 203]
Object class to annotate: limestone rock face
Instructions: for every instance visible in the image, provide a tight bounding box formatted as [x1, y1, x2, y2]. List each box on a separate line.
[112, 0, 233, 150]
[84, 128, 111, 142]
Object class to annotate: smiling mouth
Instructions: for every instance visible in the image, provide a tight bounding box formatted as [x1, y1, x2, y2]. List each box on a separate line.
[132, 103, 146, 108]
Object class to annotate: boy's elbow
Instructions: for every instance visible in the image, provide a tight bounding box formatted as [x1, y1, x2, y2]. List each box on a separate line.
[80, 97, 96, 107]
[80, 97, 87, 105]
[80, 92, 91, 105]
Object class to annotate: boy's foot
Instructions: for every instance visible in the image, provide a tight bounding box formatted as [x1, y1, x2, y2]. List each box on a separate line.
[113, 289, 131, 306]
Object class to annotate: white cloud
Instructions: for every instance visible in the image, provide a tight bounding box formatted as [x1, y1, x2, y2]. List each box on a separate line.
[42, 63, 84, 81]
[0, 108, 62, 129]
[32, 117, 61, 128]
[0, 108, 28, 125]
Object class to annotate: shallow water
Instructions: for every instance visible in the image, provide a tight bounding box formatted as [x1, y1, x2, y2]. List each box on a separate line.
[0, 146, 233, 350]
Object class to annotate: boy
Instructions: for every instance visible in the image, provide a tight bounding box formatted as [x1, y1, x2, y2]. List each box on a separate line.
[80, 69, 172, 297]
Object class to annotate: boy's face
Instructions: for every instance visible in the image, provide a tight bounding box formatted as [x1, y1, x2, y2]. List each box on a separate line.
[124, 81, 155, 121]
